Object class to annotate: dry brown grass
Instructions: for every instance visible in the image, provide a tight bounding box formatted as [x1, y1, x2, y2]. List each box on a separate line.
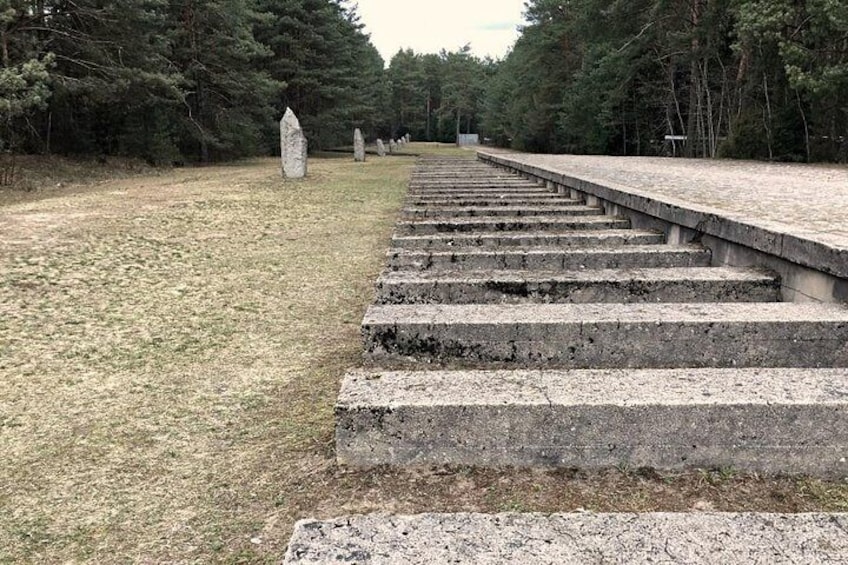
[1, 143, 846, 564]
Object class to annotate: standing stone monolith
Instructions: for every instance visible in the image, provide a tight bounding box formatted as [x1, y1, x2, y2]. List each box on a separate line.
[376, 139, 386, 157]
[280, 107, 307, 178]
[354, 128, 366, 162]
[405, 133, 411, 143]
[389, 139, 398, 153]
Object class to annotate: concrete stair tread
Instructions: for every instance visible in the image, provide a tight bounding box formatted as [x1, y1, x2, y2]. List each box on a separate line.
[363, 301, 848, 325]
[387, 244, 711, 270]
[391, 229, 666, 248]
[285, 513, 848, 563]
[407, 190, 555, 196]
[339, 367, 848, 407]
[389, 244, 702, 257]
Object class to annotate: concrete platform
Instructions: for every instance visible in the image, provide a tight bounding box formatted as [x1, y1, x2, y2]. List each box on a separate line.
[395, 216, 629, 235]
[479, 152, 848, 280]
[391, 229, 666, 249]
[336, 368, 848, 473]
[284, 512, 848, 563]
[362, 302, 848, 368]
[374, 267, 779, 304]
[386, 244, 711, 271]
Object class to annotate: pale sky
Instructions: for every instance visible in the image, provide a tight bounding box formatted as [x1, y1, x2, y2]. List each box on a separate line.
[353, 0, 527, 64]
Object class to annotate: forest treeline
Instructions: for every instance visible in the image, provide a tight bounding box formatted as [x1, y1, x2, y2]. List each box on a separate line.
[2, 0, 847, 164]
[485, 0, 848, 161]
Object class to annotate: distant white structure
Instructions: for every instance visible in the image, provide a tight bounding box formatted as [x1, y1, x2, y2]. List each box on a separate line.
[457, 134, 480, 146]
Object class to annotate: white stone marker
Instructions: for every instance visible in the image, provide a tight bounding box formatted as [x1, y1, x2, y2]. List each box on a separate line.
[354, 128, 366, 162]
[280, 107, 307, 178]
[376, 139, 386, 157]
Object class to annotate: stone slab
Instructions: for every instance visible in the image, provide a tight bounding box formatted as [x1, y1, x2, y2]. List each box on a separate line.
[390, 229, 665, 249]
[386, 244, 711, 271]
[407, 190, 557, 199]
[284, 512, 848, 563]
[361, 302, 848, 367]
[407, 197, 579, 206]
[401, 205, 601, 219]
[336, 368, 848, 473]
[395, 216, 629, 235]
[374, 267, 779, 304]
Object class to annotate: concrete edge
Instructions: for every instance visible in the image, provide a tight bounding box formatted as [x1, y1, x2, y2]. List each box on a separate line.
[477, 150, 848, 279]
[284, 512, 848, 563]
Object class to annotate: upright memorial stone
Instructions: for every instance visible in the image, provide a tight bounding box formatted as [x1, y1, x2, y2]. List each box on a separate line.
[376, 139, 386, 157]
[405, 133, 411, 143]
[280, 107, 307, 178]
[354, 128, 366, 162]
[389, 139, 398, 153]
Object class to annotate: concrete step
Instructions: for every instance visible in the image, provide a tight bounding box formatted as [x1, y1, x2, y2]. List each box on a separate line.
[336, 368, 848, 474]
[408, 189, 554, 198]
[395, 216, 629, 235]
[391, 229, 666, 249]
[387, 244, 710, 271]
[402, 205, 600, 219]
[409, 178, 539, 184]
[362, 302, 848, 368]
[285, 512, 848, 563]
[407, 196, 578, 207]
[407, 191, 558, 200]
[374, 267, 779, 305]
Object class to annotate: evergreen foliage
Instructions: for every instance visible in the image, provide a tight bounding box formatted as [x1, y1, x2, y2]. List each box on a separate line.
[481, 0, 848, 162]
[0, 0, 387, 162]
[3, 0, 845, 163]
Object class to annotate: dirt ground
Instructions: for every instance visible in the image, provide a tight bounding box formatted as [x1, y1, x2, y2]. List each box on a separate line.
[1, 146, 846, 564]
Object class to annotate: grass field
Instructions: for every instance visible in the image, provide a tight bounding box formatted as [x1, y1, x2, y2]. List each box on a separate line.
[1, 144, 847, 563]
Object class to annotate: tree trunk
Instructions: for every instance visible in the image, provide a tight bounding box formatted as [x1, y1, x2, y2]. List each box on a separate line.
[684, 0, 703, 158]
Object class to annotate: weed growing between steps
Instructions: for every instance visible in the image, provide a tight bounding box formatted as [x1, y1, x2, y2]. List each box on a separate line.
[1, 145, 846, 563]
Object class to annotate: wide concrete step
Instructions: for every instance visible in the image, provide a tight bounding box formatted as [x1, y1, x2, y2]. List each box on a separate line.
[401, 205, 600, 219]
[336, 368, 848, 474]
[407, 196, 578, 207]
[410, 180, 540, 187]
[285, 513, 848, 563]
[410, 178, 525, 183]
[374, 267, 779, 305]
[362, 302, 848, 368]
[391, 229, 666, 249]
[387, 244, 710, 271]
[407, 189, 554, 198]
[395, 216, 629, 235]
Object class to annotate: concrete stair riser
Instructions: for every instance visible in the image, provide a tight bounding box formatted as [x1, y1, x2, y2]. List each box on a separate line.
[407, 197, 579, 206]
[374, 267, 780, 305]
[362, 303, 848, 368]
[336, 369, 848, 474]
[401, 205, 602, 219]
[395, 216, 629, 235]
